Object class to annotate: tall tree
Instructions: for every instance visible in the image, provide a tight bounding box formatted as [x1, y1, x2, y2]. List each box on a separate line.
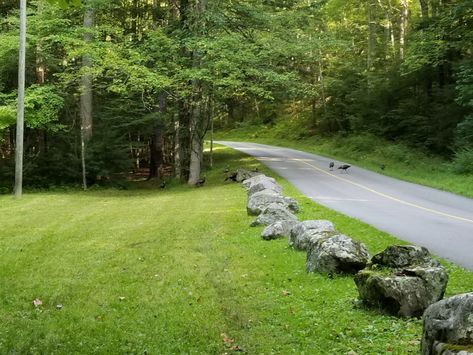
[80, 1, 94, 190]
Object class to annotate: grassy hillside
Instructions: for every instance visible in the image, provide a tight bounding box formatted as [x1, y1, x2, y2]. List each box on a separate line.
[1, 147, 472, 354]
[215, 124, 473, 198]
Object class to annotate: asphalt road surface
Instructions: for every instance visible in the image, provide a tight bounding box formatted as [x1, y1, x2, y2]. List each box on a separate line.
[218, 141, 473, 270]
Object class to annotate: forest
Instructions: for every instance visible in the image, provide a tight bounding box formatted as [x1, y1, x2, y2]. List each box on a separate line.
[0, 0, 472, 190]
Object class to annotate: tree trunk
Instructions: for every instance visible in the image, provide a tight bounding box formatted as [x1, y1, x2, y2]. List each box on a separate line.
[419, 0, 429, 18]
[367, 0, 377, 70]
[399, 0, 408, 59]
[187, 0, 208, 186]
[80, 3, 94, 190]
[148, 124, 164, 180]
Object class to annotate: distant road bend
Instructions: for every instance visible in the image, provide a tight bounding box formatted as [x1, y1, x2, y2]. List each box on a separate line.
[217, 141, 473, 270]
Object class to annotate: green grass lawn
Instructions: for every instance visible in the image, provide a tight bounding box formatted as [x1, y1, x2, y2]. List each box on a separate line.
[1, 147, 472, 354]
[215, 125, 473, 199]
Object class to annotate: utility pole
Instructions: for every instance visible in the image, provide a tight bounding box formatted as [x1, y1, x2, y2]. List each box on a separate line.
[14, 0, 27, 199]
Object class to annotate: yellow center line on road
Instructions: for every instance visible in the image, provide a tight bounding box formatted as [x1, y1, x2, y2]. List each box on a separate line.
[291, 158, 473, 225]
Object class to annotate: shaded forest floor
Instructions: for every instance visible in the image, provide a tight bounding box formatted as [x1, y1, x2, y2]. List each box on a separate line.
[215, 125, 473, 199]
[1, 147, 472, 354]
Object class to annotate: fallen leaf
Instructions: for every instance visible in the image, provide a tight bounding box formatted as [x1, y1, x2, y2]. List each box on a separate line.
[32, 298, 42, 307]
[230, 344, 245, 352]
[221, 333, 234, 347]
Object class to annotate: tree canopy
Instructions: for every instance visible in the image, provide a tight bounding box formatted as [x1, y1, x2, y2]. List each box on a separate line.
[1, 0, 472, 189]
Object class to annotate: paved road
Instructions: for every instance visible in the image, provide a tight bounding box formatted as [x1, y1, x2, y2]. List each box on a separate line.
[218, 141, 473, 270]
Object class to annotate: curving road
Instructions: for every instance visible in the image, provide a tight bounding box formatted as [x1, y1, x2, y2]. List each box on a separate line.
[218, 141, 473, 270]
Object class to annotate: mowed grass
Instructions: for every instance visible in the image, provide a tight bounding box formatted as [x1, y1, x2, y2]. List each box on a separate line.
[1, 147, 472, 354]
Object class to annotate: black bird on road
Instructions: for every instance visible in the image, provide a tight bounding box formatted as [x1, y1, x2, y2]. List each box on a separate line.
[338, 164, 351, 173]
[329, 161, 334, 171]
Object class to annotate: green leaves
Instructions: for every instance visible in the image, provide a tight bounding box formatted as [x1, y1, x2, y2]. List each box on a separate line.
[45, 0, 81, 8]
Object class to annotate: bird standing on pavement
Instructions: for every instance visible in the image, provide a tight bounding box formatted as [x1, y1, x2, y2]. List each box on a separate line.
[329, 162, 334, 171]
[338, 164, 351, 173]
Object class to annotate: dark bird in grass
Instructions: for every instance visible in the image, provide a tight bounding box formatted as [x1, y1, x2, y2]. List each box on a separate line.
[380, 164, 385, 170]
[195, 176, 206, 187]
[329, 161, 334, 171]
[338, 164, 351, 173]
[224, 171, 238, 182]
[159, 181, 166, 189]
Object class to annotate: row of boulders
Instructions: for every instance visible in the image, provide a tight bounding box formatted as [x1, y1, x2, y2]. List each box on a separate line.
[235, 169, 473, 354]
[243, 172, 371, 275]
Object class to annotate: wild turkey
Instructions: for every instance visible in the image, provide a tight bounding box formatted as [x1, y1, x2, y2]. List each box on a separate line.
[195, 176, 206, 187]
[224, 171, 238, 182]
[329, 161, 334, 171]
[338, 164, 351, 173]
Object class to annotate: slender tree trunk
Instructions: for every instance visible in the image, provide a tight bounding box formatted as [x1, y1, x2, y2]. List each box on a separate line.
[318, 56, 326, 114]
[399, 0, 408, 59]
[367, 0, 377, 70]
[148, 127, 164, 179]
[80, 4, 94, 190]
[14, 0, 27, 199]
[419, 0, 429, 18]
[174, 118, 181, 179]
[187, 0, 208, 186]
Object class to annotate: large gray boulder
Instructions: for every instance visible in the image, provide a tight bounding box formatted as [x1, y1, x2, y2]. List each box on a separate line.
[422, 292, 473, 355]
[261, 220, 299, 240]
[236, 168, 262, 182]
[372, 245, 438, 268]
[246, 177, 283, 197]
[306, 234, 370, 274]
[289, 220, 336, 250]
[251, 203, 298, 227]
[354, 245, 448, 317]
[247, 190, 299, 216]
[242, 174, 276, 189]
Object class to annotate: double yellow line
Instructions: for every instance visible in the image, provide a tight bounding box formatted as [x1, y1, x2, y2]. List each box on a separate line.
[292, 158, 473, 225]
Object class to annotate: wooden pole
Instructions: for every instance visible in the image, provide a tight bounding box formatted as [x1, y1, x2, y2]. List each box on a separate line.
[14, 0, 27, 199]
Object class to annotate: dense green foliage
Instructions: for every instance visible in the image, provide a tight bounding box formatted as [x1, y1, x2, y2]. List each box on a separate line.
[1, 147, 472, 353]
[1, 0, 472, 189]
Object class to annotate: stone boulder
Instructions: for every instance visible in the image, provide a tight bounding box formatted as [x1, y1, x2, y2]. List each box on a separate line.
[372, 245, 438, 268]
[236, 168, 262, 182]
[245, 176, 283, 197]
[289, 220, 336, 251]
[242, 174, 276, 190]
[421, 292, 473, 355]
[247, 190, 299, 216]
[261, 220, 299, 240]
[306, 234, 370, 274]
[354, 245, 448, 317]
[251, 203, 298, 227]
